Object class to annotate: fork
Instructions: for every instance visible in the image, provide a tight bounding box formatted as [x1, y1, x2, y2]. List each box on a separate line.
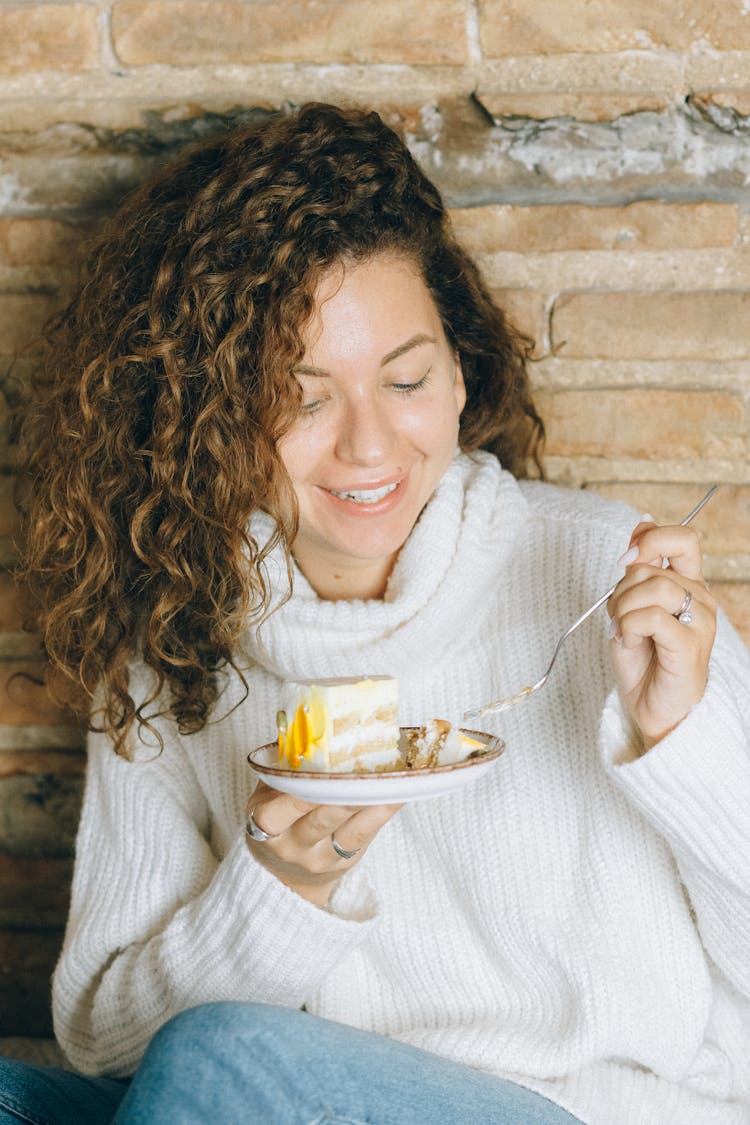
[463, 484, 719, 721]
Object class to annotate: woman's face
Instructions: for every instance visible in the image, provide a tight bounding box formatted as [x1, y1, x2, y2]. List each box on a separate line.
[278, 253, 466, 601]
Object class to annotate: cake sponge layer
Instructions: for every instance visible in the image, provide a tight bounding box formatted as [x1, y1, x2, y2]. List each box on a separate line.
[278, 676, 399, 772]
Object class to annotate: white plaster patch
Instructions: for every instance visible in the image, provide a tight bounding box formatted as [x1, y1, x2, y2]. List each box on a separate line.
[0, 172, 26, 209]
[615, 228, 636, 244]
[632, 29, 658, 48]
[464, 0, 482, 67]
[689, 34, 721, 56]
[419, 103, 443, 146]
[448, 108, 750, 191]
[405, 134, 443, 171]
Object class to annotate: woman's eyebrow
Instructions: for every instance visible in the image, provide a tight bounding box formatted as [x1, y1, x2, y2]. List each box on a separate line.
[380, 333, 436, 367]
[294, 363, 329, 378]
[294, 334, 436, 378]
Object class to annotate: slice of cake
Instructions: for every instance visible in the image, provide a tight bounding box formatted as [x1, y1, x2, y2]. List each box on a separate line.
[402, 719, 486, 769]
[277, 676, 399, 772]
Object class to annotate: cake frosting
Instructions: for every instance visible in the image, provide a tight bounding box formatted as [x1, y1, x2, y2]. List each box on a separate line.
[277, 676, 399, 772]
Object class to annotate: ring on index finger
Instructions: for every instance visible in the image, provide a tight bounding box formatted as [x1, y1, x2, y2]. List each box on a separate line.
[246, 807, 280, 843]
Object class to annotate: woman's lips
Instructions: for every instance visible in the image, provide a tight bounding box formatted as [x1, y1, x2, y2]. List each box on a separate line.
[319, 474, 408, 516]
[328, 482, 398, 504]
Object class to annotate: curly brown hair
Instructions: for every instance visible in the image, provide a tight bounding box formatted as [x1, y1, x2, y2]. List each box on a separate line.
[18, 102, 543, 756]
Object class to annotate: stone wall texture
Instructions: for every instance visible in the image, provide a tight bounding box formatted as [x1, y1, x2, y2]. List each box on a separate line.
[0, 0, 748, 1039]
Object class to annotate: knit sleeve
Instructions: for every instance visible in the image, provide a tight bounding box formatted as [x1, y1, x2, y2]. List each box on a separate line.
[599, 609, 750, 998]
[52, 721, 379, 1077]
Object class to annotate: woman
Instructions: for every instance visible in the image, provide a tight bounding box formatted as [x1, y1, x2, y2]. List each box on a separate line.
[4, 103, 749, 1124]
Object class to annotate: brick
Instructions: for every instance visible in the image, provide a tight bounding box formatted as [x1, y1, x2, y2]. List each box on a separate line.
[0, 632, 45, 662]
[0, 762, 84, 857]
[450, 203, 739, 255]
[0, 96, 160, 135]
[473, 92, 671, 122]
[0, 294, 62, 357]
[0, 5, 100, 74]
[0, 573, 23, 631]
[551, 292, 750, 360]
[531, 357, 750, 396]
[488, 287, 547, 349]
[0, 623, 38, 662]
[478, 0, 750, 56]
[112, 1, 467, 66]
[695, 91, 750, 117]
[477, 250, 750, 300]
[480, 50, 686, 98]
[0, 219, 89, 268]
[0, 663, 75, 726]
[0, 854, 73, 928]
[0, 930, 60, 1037]
[0, 725, 85, 754]
[589, 484, 750, 560]
[0, 751, 86, 779]
[535, 389, 745, 461]
[690, 11, 750, 52]
[687, 55, 750, 99]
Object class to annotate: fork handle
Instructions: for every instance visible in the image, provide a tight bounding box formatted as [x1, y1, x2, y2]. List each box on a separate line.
[563, 483, 718, 642]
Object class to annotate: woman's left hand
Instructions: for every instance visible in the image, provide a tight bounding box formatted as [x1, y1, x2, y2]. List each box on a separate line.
[607, 520, 717, 750]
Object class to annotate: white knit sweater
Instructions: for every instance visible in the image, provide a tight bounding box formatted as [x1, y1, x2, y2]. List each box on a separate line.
[53, 453, 750, 1125]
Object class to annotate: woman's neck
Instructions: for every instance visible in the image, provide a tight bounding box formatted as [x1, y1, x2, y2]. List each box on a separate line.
[291, 547, 396, 601]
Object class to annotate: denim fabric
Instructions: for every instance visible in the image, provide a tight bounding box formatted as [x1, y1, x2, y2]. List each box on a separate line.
[0, 1057, 127, 1124]
[114, 1002, 582, 1124]
[0, 1004, 584, 1124]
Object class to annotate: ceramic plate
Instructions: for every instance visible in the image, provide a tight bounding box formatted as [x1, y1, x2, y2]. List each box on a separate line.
[247, 727, 505, 806]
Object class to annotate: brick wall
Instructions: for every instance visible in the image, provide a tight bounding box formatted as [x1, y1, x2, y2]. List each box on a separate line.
[0, 1, 748, 1038]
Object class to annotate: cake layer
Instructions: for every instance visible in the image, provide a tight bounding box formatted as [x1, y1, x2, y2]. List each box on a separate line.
[277, 675, 399, 771]
[402, 720, 486, 769]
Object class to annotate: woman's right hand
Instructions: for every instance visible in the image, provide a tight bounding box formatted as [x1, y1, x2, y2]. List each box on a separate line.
[244, 781, 403, 908]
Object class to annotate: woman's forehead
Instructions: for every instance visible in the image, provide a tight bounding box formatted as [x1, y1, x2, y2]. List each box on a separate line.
[300, 254, 441, 360]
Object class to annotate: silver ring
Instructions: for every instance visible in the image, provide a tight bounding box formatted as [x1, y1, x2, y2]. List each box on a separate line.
[331, 834, 361, 860]
[675, 589, 694, 625]
[246, 807, 279, 843]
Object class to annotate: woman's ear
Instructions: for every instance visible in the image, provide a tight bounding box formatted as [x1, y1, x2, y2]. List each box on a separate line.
[453, 354, 467, 416]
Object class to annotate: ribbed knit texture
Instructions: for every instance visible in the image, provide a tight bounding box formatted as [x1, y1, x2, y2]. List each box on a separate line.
[52, 453, 750, 1124]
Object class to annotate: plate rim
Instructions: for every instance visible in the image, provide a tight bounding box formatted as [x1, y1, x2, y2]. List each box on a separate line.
[247, 726, 505, 781]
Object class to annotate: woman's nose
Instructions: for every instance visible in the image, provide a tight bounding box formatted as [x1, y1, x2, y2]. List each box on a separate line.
[335, 396, 395, 467]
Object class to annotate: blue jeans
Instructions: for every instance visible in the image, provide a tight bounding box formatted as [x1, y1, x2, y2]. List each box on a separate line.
[0, 1003, 583, 1124]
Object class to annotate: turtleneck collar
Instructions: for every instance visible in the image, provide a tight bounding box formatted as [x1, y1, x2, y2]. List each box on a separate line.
[242, 451, 527, 682]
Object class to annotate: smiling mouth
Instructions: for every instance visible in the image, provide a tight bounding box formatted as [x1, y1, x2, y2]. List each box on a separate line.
[328, 482, 399, 504]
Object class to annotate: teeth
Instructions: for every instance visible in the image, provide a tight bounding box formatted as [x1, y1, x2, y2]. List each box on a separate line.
[330, 482, 398, 504]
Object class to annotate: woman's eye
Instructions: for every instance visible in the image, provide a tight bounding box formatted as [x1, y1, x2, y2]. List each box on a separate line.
[391, 373, 430, 394]
[300, 399, 325, 414]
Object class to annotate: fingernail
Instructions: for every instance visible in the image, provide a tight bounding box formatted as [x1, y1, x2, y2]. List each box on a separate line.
[606, 617, 623, 644]
[618, 545, 639, 566]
